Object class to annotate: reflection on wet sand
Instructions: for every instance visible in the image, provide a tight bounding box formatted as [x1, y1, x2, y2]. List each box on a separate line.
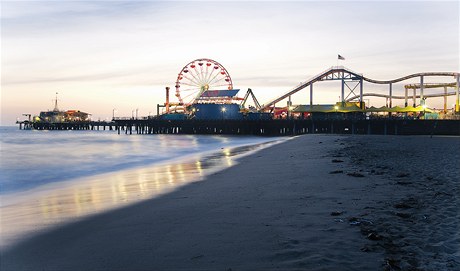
[0, 142, 277, 249]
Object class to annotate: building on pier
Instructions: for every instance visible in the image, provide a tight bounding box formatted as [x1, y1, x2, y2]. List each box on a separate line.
[36, 94, 91, 123]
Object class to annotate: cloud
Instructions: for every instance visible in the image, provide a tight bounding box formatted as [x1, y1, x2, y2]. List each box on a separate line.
[1, 1, 458, 125]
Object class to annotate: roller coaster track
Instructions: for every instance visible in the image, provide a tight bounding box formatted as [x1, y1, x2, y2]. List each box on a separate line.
[345, 91, 458, 102]
[260, 66, 459, 111]
[362, 72, 458, 84]
[404, 82, 456, 89]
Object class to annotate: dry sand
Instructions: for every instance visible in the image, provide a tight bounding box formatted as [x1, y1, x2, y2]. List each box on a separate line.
[341, 135, 460, 270]
[1, 134, 459, 270]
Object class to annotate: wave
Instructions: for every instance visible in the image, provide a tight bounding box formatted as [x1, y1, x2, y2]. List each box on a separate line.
[0, 127, 279, 194]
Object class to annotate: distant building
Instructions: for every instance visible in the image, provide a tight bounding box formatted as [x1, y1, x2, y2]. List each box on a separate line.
[35, 94, 90, 122]
[39, 110, 66, 123]
[38, 109, 90, 123]
[64, 110, 90, 122]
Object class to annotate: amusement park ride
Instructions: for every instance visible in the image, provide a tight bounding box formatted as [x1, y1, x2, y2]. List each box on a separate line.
[158, 58, 266, 120]
[170, 58, 236, 111]
[158, 58, 460, 120]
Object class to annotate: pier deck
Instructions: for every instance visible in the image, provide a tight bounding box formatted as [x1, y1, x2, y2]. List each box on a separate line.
[18, 119, 460, 136]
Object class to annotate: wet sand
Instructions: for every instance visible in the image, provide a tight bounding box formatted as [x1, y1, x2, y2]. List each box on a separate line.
[1, 135, 459, 270]
[0, 142, 280, 249]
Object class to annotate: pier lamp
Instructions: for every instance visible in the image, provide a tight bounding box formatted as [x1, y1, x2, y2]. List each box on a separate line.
[221, 107, 226, 119]
[288, 106, 295, 119]
[112, 109, 117, 120]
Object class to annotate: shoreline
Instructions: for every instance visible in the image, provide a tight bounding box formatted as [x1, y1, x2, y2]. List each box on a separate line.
[0, 138, 285, 250]
[1, 134, 459, 270]
[0, 128, 282, 196]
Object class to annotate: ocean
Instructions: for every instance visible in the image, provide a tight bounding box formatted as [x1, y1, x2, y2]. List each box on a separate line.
[0, 126, 284, 248]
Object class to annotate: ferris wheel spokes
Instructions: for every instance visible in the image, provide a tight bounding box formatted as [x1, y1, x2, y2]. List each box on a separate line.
[178, 83, 201, 89]
[207, 71, 222, 88]
[180, 74, 201, 87]
[188, 67, 204, 86]
[209, 76, 227, 87]
[204, 65, 217, 84]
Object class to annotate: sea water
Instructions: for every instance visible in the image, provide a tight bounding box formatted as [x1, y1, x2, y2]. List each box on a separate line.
[0, 126, 283, 248]
[0, 127, 280, 195]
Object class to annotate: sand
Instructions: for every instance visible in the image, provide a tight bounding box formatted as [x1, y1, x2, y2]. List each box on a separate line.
[1, 134, 459, 270]
[341, 135, 460, 270]
[0, 142, 280, 250]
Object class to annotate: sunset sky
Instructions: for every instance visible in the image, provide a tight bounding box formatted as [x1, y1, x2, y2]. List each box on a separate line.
[1, 1, 458, 125]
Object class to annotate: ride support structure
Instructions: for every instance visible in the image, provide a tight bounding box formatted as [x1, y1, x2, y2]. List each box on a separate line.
[403, 83, 457, 113]
[260, 66, 366, 112]
[457, 74, 460, 113]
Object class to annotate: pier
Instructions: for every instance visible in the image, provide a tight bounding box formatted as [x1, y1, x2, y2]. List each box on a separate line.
[17, 121, 117, 131]
[18, 119, 460, 136]
[113, 119, 460, 136]
[15, 65, 460, 136]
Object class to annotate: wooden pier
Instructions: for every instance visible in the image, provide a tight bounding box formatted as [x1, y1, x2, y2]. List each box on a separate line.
[17, 119, 460, 136]
[113, 119, 460, 136]
[17, 121, 117, 131]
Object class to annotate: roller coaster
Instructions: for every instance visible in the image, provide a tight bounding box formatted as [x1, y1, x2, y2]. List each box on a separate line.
[260, 66, 460, 113]
[346, 88, 456, 102]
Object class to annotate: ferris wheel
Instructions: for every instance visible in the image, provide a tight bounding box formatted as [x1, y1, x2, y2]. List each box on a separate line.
[174, 58, 233, 107]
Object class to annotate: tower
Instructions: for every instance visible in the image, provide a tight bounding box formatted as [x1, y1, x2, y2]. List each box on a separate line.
[53, 92, 59, 112]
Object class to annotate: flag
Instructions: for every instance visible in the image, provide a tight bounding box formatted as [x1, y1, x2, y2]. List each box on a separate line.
[338, 54, 345, 60]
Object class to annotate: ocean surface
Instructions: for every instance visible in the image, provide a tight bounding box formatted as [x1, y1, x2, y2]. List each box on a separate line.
[0, 126, 284, 248]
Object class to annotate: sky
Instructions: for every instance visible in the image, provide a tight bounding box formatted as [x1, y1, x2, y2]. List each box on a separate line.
[1, 0, 459, 125]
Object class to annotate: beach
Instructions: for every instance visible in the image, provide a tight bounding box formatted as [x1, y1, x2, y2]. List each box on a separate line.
[1, 134, 459, 270]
